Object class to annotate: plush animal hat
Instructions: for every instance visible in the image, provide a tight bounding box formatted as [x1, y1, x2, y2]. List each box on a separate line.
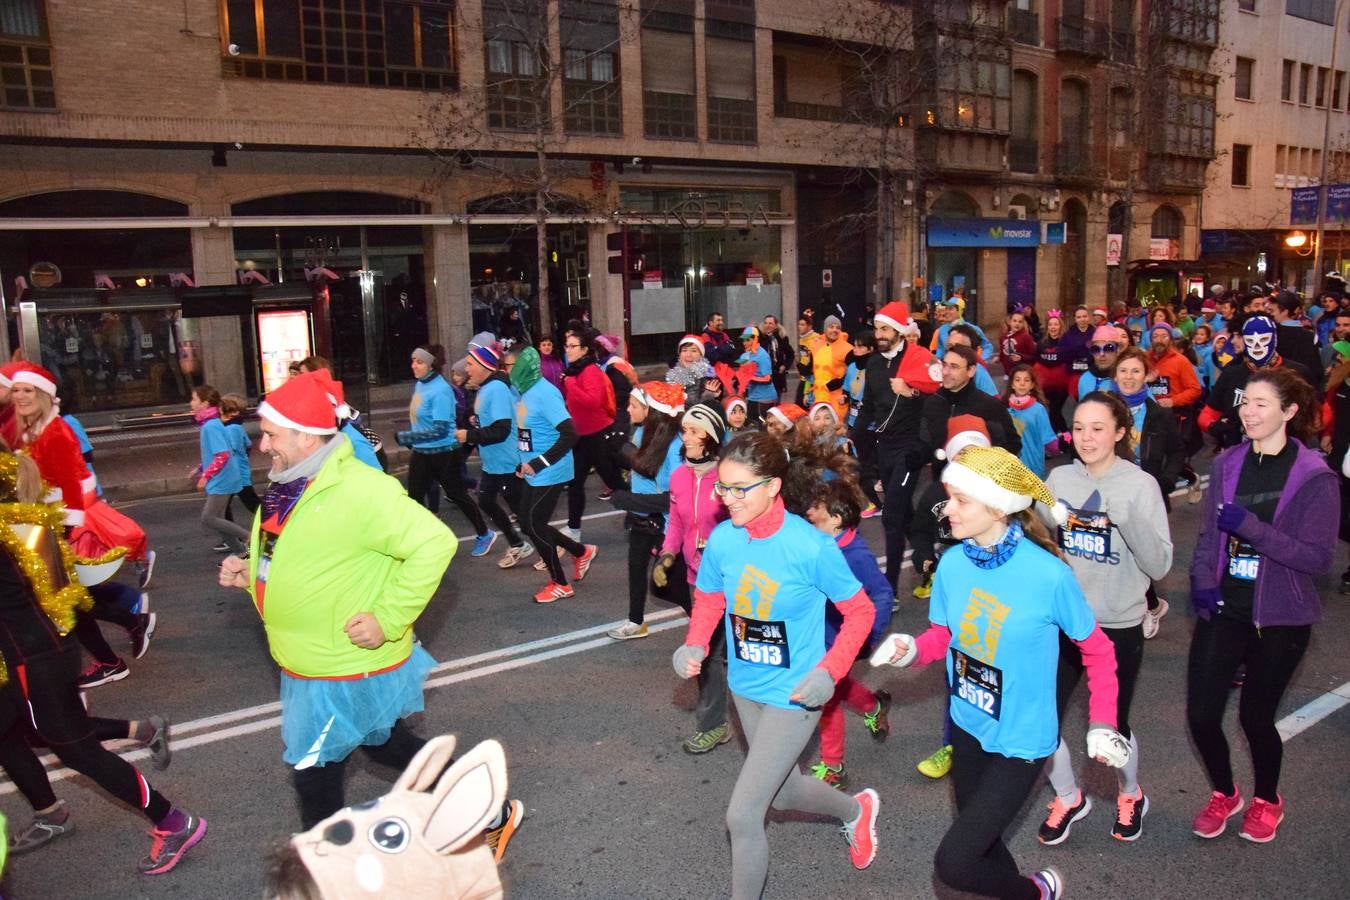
[270, 736, 507, 900]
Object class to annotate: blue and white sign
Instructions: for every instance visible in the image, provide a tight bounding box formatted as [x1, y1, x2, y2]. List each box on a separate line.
[1291, 186, 1322, 225]
[927, 217, 1041, 248]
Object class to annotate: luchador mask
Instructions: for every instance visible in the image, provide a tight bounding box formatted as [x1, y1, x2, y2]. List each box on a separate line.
[1241, 316, 1277, 365]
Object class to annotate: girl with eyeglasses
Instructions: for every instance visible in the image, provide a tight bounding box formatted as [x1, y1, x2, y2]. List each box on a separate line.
[672, 431, 882, 897]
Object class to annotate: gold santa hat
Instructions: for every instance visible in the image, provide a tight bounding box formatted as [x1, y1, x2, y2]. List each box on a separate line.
[941, 445, 1069, 525]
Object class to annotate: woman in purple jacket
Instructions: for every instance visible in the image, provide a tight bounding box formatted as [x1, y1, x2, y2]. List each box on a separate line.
[1187, 367, 1338, 845]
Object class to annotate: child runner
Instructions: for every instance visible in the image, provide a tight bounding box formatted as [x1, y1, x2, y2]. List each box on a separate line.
[191, 384, 250, 553]
[656, 402, 731, 754]
[219, 394, 260, 516]
[763, 402, 806, 438]
[805, 480, 894, 788]
[1003, 364, 1059, 479]
[1039, 392, 1173, 845]
[873, 445, 1129, 900]
[1187, 367, 1338, 843]
[672, 432, 881, 898]
[722, 396, 752, 440]
[609, 381, 685, 640]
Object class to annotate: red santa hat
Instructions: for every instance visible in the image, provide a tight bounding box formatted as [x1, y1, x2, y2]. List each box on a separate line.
[873, 301, 913, 333]
[809, 401, 840, 424]
[0, 361, 32, 390]
[258, 371, 339, 435]
[723, 396, 747, 417]
[631, 380, 686, 417]
[313, 369, 353, 420]
[765, 403, 807, 430]
[10, 363, 58, 397]
[677, 334, 705, 355]
[935, 413, 992, 461]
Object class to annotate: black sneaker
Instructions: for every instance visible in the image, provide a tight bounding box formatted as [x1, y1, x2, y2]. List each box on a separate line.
[1112, 790, 1149, 841]
[77, 659, 129, 689]
[130, 611, 157, 660]
[1038, 792, 1092, 845]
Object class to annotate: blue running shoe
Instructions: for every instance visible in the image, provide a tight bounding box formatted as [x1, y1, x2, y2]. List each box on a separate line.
[472, 531, 499, 557]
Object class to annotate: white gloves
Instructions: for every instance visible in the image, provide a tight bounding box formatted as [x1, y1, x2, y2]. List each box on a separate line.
[1086, 726, 1131, 768]
[869, 633, 917, 668]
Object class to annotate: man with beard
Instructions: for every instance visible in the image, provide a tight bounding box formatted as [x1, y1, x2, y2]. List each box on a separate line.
[849, 302, 941, 589]
[1199, 315, 1314, 449]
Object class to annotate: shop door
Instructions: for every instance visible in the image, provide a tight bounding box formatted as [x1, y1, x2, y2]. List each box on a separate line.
[1007, 248, 1037, 312]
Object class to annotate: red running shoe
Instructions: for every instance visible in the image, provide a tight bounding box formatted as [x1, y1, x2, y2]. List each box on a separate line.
[533, 582, 575, 604]
[1193, 789, 1244, 838]
[1239, 794, 1284, 843]
[573, 544, 598, 582]
[842, 788, 880, 869]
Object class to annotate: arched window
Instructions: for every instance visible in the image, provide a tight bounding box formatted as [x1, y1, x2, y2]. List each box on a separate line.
[1151, 204, 1183, 239]
[930, 190, 980, 218]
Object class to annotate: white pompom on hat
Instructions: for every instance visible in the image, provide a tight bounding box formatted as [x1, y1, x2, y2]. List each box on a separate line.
[941, 445, 1069, 525]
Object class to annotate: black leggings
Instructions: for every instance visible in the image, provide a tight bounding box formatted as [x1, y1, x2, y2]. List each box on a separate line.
[878, 443, 922, 587]
[519, 482, 586, 585]
[72, 582, 142, 666]
[291, 719, 426, 829]
[477, 471, 525, 547]
[1186, 614, 1311, 803]
[626, 522, 662, 624]
[407, 448, 487, 535]
[566, 431, 624, 530]
[0, 646, 169, 824]
[853, 431, 882, 507]
[1057, 625, 1144, 740]
[934, 724, 1046, 900]
[1044, 385, 1069, 434]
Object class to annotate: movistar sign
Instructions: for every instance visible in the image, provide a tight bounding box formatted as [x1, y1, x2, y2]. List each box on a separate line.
[928, 217, 1042, 248]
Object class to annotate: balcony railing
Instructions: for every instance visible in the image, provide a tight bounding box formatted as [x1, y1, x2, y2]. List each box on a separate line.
[1057, 16, 1108, 57]
[1055, 141, 1103, 179]
[1009, 137, 1039, 173]
[1109, 29, 1136, 64]
[1009, 8, 1039, 46]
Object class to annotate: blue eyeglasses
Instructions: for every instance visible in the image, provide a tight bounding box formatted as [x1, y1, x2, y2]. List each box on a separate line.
[713, 478, 773, 500]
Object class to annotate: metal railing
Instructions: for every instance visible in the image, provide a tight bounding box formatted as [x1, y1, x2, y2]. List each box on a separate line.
[1009, 8, 1039, 45]
[1057, 16, 1108, 57]
[1009, 137, 1039, 173]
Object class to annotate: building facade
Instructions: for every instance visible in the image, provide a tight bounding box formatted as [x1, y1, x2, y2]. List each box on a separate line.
[0, 0, 1216, 415]
[1203, 0, 1350, 296]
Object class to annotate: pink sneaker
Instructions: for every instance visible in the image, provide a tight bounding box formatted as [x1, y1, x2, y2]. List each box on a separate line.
[1238, 794, 1284, 843]
[1193, 789, 1244, 838]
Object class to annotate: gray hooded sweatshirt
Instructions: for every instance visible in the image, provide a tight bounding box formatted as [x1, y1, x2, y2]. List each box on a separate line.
[1042, 456, 1174, 628]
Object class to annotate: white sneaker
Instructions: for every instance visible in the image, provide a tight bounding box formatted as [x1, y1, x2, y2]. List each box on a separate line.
[563, 527, 582, 543]
[607, 621, 649, 641]
[1187, 480, 1203, 504]
[498, 543, 535, 569]
[1142, 598, 1169, 640]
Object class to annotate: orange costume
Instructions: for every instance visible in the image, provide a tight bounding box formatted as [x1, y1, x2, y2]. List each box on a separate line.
[811, 334, 853, 421]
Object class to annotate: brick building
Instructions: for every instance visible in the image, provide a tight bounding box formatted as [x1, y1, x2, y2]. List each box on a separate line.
[0, 0, 1216, 416]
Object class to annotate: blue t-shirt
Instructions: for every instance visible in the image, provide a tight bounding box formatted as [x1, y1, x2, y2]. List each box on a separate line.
[340, 422, 382, 469]
[1008, 401, 1055, 478]
[199, 416, 243, 494]
[409, 375, 456, 451]
[224, 420, 252, 489]
[517, 380, 574, 486]
[743, 347, 776, 403]
[936, 320, 995, 359]
[696, 513, 863, 709]
[474, 378, 520, 475]
[63, 415, 101, 497]
[929, 539, 1097, 759]
[628, 425, 683, 497]
[1078, 370, 1115, 399]
[844, 360, 867, 426]
[974, 364, 999, 396]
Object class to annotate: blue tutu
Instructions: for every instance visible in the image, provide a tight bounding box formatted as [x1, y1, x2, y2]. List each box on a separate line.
[280, 645, 437, 768]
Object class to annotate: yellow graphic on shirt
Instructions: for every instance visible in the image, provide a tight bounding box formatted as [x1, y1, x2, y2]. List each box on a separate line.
[956, 587, 1010, 665]
[733, 565, 779, 619]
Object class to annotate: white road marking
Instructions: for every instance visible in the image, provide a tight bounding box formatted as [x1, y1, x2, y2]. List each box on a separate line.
[1277, 680, 1350, 740]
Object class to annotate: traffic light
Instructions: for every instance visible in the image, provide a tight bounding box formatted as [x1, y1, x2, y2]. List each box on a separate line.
[606, 231, 644, 275]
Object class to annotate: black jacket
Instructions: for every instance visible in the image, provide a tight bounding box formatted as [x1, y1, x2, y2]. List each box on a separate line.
[1135, 397, 1185, 504]
[1276, 322, 1324, 388]
[919, 381, 1022, 463]
[762, 328, 794, 376]
[849, 344, 929, 447]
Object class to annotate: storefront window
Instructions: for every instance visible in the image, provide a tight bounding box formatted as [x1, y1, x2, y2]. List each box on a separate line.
[33, 303, 191, 414]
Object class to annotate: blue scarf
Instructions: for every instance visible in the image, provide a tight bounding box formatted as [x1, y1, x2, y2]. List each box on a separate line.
[962, 519, 1024, 570]
[1117, 385, 1151, 408]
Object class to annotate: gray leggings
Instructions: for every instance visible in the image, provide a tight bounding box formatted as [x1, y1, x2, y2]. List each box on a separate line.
[727, 693, 861, 900]
[202, 492, 250, 545]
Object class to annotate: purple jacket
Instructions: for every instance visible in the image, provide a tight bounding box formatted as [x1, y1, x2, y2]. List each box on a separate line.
[1060, 323, 1095, 374]
[1190, 440, 1338, 627]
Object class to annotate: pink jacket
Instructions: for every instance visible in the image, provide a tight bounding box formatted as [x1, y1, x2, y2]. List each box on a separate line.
[662, 463, 725, 583]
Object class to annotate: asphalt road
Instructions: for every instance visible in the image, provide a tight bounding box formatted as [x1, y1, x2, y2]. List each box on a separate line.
[2, 473, 1349, 899]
